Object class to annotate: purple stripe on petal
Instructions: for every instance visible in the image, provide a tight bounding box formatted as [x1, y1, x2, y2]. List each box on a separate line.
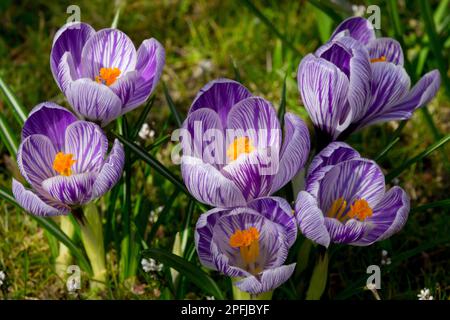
[330, 17, 376, 45]
[51, 22, 95, 84]
[227, 97, 281, 149]
[80, 28, 137, 79]
[295, 191, 330, 247]
[64, 121, 108, 174]
[22, 102, 77, 150]
[248, 197, 297, 247]
[56, 52, 78, 93]
[211, 242, 249, 278]
[12, 179, 68, 216]
[181, 156, 246, 207]
[367, 38, 404, 65]
[354, 186, 409, 245]
[110, 71, 138, 108]
[66, 79, 122, 126]
[42, 172, 97, 206]
[17, 134, 57, 189]
[318, 159, 385, 212]
[235, 263, 296, 295]
[270, 113, 310, 193]
[189, 79, 252, 127]
[92, 139, 125, 198]
[120, 38, 165, 111]
[324, 218, 370, 244]
[297, 54, 351, 140]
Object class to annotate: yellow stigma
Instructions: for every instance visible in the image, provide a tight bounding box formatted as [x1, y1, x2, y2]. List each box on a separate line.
[326, 197, 347, 221]
[229, 227, 260, 265]
[226, 137, 255, 161]
[370, 55, 387, 63]
[348, 199, 373, 221]
[53, 152, 76, 176]
[95, 67, 121, 86]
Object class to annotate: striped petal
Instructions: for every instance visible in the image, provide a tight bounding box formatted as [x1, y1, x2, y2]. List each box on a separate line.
[324, 217, 370, 244]
[235, 263, 296, 295]
[180, 156, 246, 207]
[270, 113, 310, 193]
[317, 159, 385, 212]
[295, 191, 330, 248]
[353, 187, 409, 245]
[119, 38, 165, 111]
[64, 121, 108, 174]
[189, 79, 252, 127]
[17, 134, 57, 188]
[42, 172, 97, 206]
[66, 79, 122, 126]
[298, 54, 351, 140]
[22, 102, 77, 150]
[80, 28, 137, 79]
[56, 51, 78, 93]
[331, 17, 376, 45]
[248, 197, 298, 247]
[51, 22, 95, 87]
[92, 139, 125, 198]
[12, 179, 68, 216]
[227, 97, 281, 149]
[367, 38, 404, 65]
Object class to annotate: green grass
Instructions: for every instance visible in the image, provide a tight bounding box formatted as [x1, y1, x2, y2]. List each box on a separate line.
[0, 0, 449, 300]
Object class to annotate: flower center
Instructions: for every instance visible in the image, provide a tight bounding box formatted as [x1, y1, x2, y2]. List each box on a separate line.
[226, 137, 255, 161]
[327, 198, 372, 222]
[370, 55, 387, 63]
[95, 67, 121, 86]
[53, 152, 76, 176]
[229, 226, 260, 266]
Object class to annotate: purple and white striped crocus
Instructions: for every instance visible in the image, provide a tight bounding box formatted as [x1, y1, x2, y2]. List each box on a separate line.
[297, 16, 440, 142]
[180, 79, 310, 208]
[12, 102, 125, 216]
[295, 142, 409, 247]
[50, 22, 165, 126]
[196, 197, 297, 295]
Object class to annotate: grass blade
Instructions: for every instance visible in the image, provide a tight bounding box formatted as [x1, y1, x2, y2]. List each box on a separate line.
[0, 112, 19, 157]
[0, 74, 27, 125]
[142, 248, 225, 299]
[386, 134, 450, 182]
[113, 133, 189, 196]
[277, 74, 287, 124]
[163, 82, 183, 128]
[374, 137, 400, 161]
[411, 199, 450, 213]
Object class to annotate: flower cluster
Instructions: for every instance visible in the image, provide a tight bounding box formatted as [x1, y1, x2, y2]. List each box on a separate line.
[181, 17, 439, 296]
[12, 22, 165, 216]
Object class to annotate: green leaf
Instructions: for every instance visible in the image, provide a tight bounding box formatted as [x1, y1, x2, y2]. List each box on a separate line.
[277, 74, 287, 125]
[113, 132, 190, 196]
[130, 96, 156, 140]
[386, 134, 450, 182]
[163, 82, 183, 128]
[142, 248, 225, 300]
[411, 199, 450, 213]
[374, 137, 400, 161]
[306, 251, 328, 300]
[0, 74, 27, 125]
[308, 0, 343, 23]
[0, 112, 19, 157]
[0, 186, 92, 274]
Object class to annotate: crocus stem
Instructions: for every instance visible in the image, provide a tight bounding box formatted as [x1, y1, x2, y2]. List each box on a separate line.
[232, 279, 273, 300]
[55, 215, 75, 279]
[305, 250, 329, 300]
[73, 203, 107, 293]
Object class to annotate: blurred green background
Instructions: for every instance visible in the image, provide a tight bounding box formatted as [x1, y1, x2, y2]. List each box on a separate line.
[0, 0, 448, 299]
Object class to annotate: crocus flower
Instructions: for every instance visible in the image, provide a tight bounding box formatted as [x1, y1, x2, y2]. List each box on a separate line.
[12, 102, 125, 216]
[295, 142, 409, 247]
[50, 22, 165, 126]
[195, 197, 297, 295]
[297, 16, 440, 142]
[180, 79, 310, 208]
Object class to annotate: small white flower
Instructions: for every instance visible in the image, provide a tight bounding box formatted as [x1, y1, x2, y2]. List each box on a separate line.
[0, 271, 6, 287]
[67, 277, 80, 293]
[381, 250, 392, 265]
[149, 206, 164, 224]
[206, 296, 215, 300]
[138, 123, 155, 141]
[417, 288, 434, 300]
[351, 5, 366, 16]
[141, 258, 164, 273]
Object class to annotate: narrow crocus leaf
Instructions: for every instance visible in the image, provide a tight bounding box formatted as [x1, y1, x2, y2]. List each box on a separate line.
[0, 112, 19, 157]
[295, 238, 313, 277]
[163, 82, 183, 128]
[374, 137, 400, 161]
[277, 74, 287, 125]
[113, 132, 190, 195]
[411, 199, 450, 213]
[0, 186, 92, 275]
[0, 74, 27, 125]
[306, 251, 329, 300]
[386, 134, 450, 182]
[142, 248, 225, 300]
[130, 96, 155, 140]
